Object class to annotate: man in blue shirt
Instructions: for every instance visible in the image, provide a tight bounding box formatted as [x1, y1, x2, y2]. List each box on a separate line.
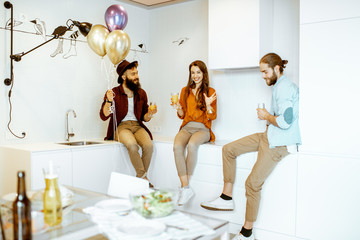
[201, 53, 301, 240]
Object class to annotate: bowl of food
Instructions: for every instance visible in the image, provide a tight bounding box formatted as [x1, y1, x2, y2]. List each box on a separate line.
[130, 189, 174, 218]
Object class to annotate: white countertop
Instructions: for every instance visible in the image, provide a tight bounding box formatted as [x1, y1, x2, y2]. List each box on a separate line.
[0, 139, 119, 152]
[0, 136, 234, 153]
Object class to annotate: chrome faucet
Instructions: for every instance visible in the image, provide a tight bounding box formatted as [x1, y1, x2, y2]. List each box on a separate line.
[66, 109, 77, 141]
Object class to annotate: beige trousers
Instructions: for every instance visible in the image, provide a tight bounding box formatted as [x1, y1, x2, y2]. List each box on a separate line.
[222, 132, 289, 222]
[173, 122, 210, 177]
[115, 121, 153, 178]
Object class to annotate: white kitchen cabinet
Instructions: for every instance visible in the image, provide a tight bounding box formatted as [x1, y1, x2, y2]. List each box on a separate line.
[0, 142, 123, 196]
[256, 153, 297, 237]
[300, 0, 360, 24]
[208, 0, 273, 69]
[31, 150, 72, 190]
[299, 15, 360, 157]
[296, 154, 360, 239]
[149, 140, 298, 237]
[72, 144, 121, 194]
[148, 141, 180, 190]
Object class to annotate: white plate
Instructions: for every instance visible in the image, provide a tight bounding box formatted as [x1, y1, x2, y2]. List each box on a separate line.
[115, 219, 166, 238]
[2, 191, 73, 211]
[95, 199, 132, 213]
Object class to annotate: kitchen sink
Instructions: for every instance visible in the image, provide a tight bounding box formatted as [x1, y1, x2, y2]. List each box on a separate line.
[57, 141, 103, 146]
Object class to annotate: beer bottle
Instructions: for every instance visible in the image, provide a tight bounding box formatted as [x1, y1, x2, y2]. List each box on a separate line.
[13, 171, 32, 240]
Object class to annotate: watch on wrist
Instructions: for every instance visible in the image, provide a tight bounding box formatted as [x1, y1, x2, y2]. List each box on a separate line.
[106, 99, 112, 103]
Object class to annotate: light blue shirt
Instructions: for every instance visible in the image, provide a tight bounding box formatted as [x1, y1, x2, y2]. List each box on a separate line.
[267, 75, 302, 148]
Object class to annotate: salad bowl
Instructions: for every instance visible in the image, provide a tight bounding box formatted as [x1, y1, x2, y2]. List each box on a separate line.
[130, 189, 174, 218]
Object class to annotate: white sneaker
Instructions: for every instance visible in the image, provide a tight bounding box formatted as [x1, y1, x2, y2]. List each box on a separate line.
[178, 187, 194, 205]
[232, 233, 255, 240]
[200, 196, 234, 211]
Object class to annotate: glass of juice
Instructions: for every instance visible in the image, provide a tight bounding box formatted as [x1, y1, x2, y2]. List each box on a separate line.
[171, 93, 179, 108]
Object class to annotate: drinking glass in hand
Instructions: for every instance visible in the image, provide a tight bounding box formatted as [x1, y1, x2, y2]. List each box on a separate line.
[149, 102, 157, 111]
[171, 93, 179, 109]
[258, 103, 265, 109]
[257, 103, 265, 120]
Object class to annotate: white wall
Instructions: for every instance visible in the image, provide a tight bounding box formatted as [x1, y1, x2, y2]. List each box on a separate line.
[1, 0, 299, 144]
[144, 0, 299, 142]
[297, 0, 360, 239]
[0, 0, 149, 144]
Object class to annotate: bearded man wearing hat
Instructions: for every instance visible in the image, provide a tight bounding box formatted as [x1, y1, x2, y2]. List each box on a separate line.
[100, 60, 157, 185]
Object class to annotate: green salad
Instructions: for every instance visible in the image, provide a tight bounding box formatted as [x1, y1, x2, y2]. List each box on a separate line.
[131, 190, 174, 218]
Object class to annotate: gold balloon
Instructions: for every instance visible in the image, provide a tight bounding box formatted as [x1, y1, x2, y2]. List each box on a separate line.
[87, 24, 109, 57]
[105, 30, 131, 65]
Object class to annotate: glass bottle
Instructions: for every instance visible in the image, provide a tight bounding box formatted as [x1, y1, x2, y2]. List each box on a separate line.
[13, 171, 32, 240]
[43, 163, 62, 226]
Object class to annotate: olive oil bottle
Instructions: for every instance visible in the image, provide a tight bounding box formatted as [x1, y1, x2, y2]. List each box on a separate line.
[13, 171, 32, 240]
[43, 162, 62, 226]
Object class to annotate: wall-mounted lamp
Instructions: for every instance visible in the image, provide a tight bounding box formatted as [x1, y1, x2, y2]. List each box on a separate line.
[3, 1, 92, 139]
[7, 18, 92, 64]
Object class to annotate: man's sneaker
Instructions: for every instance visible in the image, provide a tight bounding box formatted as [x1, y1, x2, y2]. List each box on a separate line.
[200, 196, 234, 211]
[178, 187, 194, 205]
[232, 233, 255, 240]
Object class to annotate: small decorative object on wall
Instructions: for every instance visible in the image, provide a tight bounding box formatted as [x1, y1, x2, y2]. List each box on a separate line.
[50, 38, 64, 57]
[63, 39, 77, 59]
[5, 16, 23, 29]
[172, 37, 189, 46]
[30, 18, 46, 40]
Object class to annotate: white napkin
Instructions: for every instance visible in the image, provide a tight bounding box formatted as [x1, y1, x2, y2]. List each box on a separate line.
[83, 205, 215, 240]
[157, 211, 216, 240]
[83, 206, 169, 240]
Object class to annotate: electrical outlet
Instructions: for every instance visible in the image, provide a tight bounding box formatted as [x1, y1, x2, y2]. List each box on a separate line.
[151, 126, 162, 133]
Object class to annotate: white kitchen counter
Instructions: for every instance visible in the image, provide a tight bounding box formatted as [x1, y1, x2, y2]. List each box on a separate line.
[0, 139, 119, 152]
[0, 136, 304, 238]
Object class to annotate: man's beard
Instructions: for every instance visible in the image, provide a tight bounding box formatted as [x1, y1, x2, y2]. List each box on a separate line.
[266, 72, 278, 86]
[125, 77, 141, 92]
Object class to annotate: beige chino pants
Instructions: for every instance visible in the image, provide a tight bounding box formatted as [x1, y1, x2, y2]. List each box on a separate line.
[115, 121, 153, 178]
[173, 122, 210, 177]
[223, 131, 289, 222]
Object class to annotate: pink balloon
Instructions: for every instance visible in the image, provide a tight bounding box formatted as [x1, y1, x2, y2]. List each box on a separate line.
[105, 5, 128, 31]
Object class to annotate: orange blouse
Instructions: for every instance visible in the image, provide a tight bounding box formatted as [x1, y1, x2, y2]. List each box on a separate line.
[177, 87, 217, 142]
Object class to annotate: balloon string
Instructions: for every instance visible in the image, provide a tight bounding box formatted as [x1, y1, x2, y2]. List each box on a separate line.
[109, 64, 117, 90]
[101, 57, 112, 90]
[111, 101, 117, 144]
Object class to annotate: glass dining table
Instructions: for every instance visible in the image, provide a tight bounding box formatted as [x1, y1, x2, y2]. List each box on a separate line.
[0, 186, 229, 240]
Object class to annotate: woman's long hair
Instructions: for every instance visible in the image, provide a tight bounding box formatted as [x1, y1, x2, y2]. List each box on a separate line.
[184, 60, 210, 112]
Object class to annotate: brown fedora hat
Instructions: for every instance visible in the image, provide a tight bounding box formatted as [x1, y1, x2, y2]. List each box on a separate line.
[116, 60, 138, 76]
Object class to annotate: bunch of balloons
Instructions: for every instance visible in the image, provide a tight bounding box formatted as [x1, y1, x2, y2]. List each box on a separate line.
[87, 5, 130, 65]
